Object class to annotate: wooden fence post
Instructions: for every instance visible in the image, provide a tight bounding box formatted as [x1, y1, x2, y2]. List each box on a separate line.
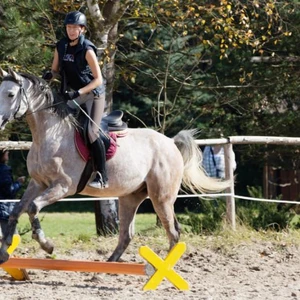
[224, 143, 236, 229]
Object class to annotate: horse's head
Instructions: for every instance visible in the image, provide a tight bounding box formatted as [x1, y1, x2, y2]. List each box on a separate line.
[0, 68, 28, 129]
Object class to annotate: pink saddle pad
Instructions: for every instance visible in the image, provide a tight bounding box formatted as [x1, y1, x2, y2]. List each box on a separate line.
[75, 131, 120, 162]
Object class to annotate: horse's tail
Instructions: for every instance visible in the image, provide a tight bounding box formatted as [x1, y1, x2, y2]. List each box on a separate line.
[173, 129, 231, 194]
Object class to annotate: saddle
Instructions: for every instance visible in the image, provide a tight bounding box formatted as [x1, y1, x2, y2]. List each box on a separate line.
[76, 108, 127, 156]
[102, 110, 128, 132]
[75, 108, 128, 193]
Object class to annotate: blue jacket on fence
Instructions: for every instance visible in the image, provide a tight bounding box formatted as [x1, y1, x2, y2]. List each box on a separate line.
[0, 163, 22, 221]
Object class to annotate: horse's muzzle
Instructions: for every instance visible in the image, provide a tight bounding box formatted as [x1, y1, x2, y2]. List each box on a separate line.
[0, 116, 9, 130]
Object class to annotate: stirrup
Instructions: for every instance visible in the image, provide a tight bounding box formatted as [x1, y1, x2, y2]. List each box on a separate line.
[88, 172, 109, 189]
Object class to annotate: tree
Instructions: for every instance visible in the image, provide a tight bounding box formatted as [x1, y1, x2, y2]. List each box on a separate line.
[114, 0, 297, 135]
[1, 0, 300, 217]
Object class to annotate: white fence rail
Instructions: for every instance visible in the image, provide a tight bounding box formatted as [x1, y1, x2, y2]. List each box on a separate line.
[2, 136, 300, 229]
[195, 136, 300, 229]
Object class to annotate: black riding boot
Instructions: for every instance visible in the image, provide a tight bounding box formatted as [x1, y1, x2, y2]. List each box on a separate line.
[89, 139, 109, 189]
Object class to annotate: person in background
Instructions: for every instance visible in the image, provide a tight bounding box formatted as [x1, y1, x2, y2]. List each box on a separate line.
[202, 145, 236, 179]
[0, 150, 25, 238]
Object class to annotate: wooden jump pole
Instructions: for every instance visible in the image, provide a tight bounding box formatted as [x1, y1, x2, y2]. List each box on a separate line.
[3, 236, 188, 290]
[2, 257, 151, 276]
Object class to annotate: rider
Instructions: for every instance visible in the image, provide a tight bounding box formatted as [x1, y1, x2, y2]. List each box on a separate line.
[43, 11, 108, 189]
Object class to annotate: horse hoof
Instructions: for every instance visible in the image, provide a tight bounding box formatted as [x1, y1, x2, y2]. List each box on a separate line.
[0, 250, 9, 264]
[40, 240, 54, 254]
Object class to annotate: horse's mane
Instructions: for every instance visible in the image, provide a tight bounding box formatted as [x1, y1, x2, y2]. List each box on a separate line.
[20, 73, 78, 127]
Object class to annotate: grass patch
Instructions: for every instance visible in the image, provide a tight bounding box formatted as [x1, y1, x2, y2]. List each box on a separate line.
[15, 212, 300, 256]
[18, 212, 157, 238]
[17, 213, 159, 252]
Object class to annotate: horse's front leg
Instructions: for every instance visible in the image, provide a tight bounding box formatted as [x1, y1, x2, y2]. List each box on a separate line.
[0, 180, 45, 264]
[27, 182, 71, 254]
[0, 180, 71, 264]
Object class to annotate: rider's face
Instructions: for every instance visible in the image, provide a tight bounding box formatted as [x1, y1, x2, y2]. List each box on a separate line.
[66, 24, 83, 40]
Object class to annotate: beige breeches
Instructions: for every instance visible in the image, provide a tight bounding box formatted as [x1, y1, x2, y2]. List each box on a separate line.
[68, 92, 105, 143]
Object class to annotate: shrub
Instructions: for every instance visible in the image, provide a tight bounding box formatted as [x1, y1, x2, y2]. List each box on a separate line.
[178, 198, 226, 234]
[178, 186, 300, 233]
[237, 186, 300, 230]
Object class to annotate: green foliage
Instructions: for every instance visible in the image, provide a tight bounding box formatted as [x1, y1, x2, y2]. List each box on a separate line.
[74, 233, 91, 243]
[112, 0, 300, 156]
[1, 1, 300, 142]
[0, 0, 55, 72]
[177, 199, 226, 234]
[116, 3, 217, 134]
[237, 186, 300, 231]
[177, 186, 300, 234]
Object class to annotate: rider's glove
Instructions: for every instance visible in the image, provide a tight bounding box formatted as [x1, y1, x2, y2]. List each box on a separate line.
[42, 70, 53, 81]
[64, 90, 80, 101]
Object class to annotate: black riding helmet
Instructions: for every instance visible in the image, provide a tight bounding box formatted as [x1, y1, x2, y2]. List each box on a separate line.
[64, 11, 87, 28]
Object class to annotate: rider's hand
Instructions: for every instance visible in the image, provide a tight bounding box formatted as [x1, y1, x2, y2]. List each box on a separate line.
[64, 90, 80, 101]
[42, 70, 53, 81]
[17, 176, 26, 184]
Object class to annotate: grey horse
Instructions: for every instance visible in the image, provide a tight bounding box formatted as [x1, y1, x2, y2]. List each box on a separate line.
[0, 68, 230, 264]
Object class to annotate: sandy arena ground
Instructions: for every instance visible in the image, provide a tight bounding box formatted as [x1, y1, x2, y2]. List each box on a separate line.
[0, 238, 300, 300]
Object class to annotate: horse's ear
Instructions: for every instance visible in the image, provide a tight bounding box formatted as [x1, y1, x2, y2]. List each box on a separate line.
[8, 67, 22, 82]
[0, 68, 8, 78]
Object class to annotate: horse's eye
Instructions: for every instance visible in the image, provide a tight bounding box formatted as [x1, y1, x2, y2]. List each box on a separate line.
[8, 91, 15, 97]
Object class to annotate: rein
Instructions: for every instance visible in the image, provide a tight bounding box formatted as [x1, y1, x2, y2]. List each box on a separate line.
[3, 75, 109, 139]
[25, 100, 66, 116]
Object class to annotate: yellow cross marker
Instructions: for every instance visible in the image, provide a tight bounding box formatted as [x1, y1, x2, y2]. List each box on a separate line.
[139, 242, 189, 291]
[3, 234, 29, 280]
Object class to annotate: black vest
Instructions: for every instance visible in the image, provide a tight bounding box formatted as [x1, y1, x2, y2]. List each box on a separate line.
[56, 35, 103, 96]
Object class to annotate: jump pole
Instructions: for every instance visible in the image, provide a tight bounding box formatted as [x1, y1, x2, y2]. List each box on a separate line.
[2, 235, 189, 290]
[2, 257, 152, 276]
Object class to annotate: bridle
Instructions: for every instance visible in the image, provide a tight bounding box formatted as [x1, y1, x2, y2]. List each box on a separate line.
[2, 75, 65, 119]
[1, 73, 107, 137]
[2, 76, 29, 120]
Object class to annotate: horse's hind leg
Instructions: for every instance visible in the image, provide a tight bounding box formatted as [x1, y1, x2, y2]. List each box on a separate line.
[107, 191, 147, 262]
[148, 174, 181, 251]
[152, 200, 181, 251]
